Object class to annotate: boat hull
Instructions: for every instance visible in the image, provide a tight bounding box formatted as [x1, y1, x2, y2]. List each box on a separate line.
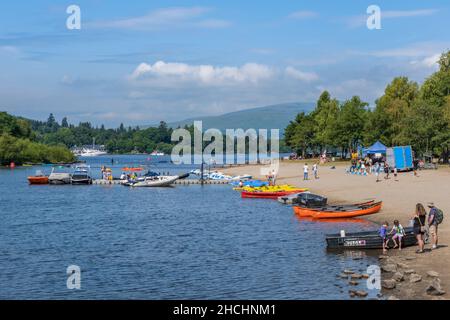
[242, 189, 307, 199]
[293, 200, 377, 218]
[326, 227, 417, 250]
[125, 176, 179, 187]
[28, 176, 49, 185]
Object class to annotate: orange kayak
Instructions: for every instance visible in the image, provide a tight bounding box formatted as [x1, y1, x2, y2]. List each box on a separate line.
[294, 200, 376, 217]
[294, 201, 382, 219]
[242, 189, 308, 199]
[28, 176, 49, 185]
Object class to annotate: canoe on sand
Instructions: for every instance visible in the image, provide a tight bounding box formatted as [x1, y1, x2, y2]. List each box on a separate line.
[293, 201, 381, 219]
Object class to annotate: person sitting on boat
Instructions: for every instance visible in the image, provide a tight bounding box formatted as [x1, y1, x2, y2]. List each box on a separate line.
[389, 220, 406, 251]
[238, 180, 244, 188]
[120, 172, 127, 180]
[379, 221, 389, 254]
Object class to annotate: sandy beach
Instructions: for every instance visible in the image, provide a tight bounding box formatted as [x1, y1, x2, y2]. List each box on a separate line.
[223, 161, 450, 299]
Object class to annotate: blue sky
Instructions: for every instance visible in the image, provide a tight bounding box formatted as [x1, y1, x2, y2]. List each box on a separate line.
[1, 0, 449, 127]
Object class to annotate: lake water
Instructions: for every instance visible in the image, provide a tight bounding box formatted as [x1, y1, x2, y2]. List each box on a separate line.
[0, 155, 381, 299]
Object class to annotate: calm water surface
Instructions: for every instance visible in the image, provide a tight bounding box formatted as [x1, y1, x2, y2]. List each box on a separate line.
[0, 155, 381, 299]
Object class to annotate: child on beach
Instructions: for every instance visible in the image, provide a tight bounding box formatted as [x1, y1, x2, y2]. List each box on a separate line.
[303, 163, 309, 180]
[394, 167, 398, 181]
[389, 220, 406, 251]
[379, 221, 389, 253]
[313, 163, 319, 179]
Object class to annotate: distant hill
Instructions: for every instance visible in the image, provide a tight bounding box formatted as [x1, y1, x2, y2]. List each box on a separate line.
[162, 102, 315, 135]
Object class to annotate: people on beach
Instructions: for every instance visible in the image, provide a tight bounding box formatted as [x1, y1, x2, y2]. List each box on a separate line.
[379, 221, 389, 253]
[313, 163, 319, 179]
[384, 162, 390, 180]
[389, 220, 405, 251]
[393, 167, 398, 181]
[413, 203, 427, 254]
[375, 162, 381, 182]
[428, 202, 443, 250]
[271, 169, 277, 185]
[303, 163, 309, 180]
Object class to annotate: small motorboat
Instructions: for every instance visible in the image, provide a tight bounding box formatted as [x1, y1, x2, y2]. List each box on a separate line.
[71, 165, 93, 185]
[28, 170, 49, 185]
[48, 167, 72, 185]
[241, 188, 308, 199]
[326, 227, 417, 250]
[122, 175, 179, 187]
[292, 193, 328, 207]
[294, 201, 381, 219]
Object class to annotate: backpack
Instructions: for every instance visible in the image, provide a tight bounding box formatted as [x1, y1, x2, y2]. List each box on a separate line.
[434, 208, 444, 225]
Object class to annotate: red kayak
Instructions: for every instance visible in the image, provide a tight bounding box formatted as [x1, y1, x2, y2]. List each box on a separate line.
[241, 189, 308, 199]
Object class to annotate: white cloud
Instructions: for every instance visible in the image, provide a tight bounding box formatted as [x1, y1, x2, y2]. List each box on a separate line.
[288, 10, 318, 20]
[129, 61, 274, 85]
[410, 53, 441, 68]
[285, 66, 319, 82]
[89, 7, 231, 30]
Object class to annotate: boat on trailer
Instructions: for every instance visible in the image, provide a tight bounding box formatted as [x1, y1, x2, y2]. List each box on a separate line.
[326, 227, 417, 250]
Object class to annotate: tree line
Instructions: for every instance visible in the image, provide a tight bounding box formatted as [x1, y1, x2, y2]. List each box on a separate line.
[285, 51, 450, 163]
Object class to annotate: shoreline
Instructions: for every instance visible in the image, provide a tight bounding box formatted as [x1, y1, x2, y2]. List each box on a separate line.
[222, 160, 450, 300]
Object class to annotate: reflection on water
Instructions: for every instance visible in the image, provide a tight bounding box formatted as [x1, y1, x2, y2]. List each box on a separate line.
[0, 155, 380, 299]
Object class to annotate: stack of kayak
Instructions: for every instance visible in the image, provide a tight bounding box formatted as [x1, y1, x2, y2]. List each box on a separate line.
[293, 194, 382, 219]
[241, 185, 308, 199]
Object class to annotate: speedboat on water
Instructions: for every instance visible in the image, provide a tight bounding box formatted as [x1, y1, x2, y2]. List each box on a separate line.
[28, 170, 49, 185]
[48, 167, 72, 185]
[71, 165, 93, 185]
[122, 175, 179, 187]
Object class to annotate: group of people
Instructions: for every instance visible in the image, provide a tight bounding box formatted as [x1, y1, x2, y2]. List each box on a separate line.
[100, 166, 113, 181]
[266, 169, 277, 186]
[349, 157, 400, 182]
[379, 203, 443, 254]
[303, 163, 319, 180]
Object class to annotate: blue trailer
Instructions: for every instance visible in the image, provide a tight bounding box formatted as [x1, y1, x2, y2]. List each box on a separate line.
[386, 146, 413, 171]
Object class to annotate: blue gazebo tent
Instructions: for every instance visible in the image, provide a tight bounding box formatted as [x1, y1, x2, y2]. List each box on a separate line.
[363, 141, 387, 155]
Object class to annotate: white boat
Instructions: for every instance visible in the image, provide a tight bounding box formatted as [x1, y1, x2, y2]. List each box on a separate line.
[123, 175, 179, 187]
[71, 165, 93, 185]
[48, 167, 71, 185]
[72, 138, 108, 157]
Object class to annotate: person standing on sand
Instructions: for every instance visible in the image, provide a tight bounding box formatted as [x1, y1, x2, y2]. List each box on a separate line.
[271, 169, 277, 186]
[375, 162, 381, 182]
[413, 203, 427, 254]
[393, 167, 398, 181]
[313, 163, 319, 179]
[428, 203, 442, 250]
[303, 163, 309, 180]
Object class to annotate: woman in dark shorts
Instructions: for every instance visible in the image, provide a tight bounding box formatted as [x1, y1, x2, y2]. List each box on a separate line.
[413, 203, 427, 253]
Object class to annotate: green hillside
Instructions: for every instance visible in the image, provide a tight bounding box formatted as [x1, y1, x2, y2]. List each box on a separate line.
[164, 102, 315, 134]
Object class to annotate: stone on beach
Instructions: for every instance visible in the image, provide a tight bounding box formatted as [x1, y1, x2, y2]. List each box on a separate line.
[381, 264, 397, 273]
[392, 272, 404, 282]
[388, 295, 400, 300]
[427, 271, 440, 278]
[404, 269, 415, 275]
[349, 280, 359, 286]
[409, 274, 422, 283]
[351, 273, 363, 279]
[426, 278, 446, 296]
[382, 279, 397, 289]
[343, 269, 354, 275]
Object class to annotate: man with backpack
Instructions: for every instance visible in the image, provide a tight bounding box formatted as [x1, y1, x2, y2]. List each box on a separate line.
[428, 203, 444, 250]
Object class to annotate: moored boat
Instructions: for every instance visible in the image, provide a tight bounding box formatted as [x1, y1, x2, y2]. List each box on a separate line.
[122, 175, 179, 187]
[242, 188, 308, 199]
[71, 165, 93, 185]
[27, 170, 49, 185]
[326, 227, 417, 250]
[48, 167, 71, 185]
